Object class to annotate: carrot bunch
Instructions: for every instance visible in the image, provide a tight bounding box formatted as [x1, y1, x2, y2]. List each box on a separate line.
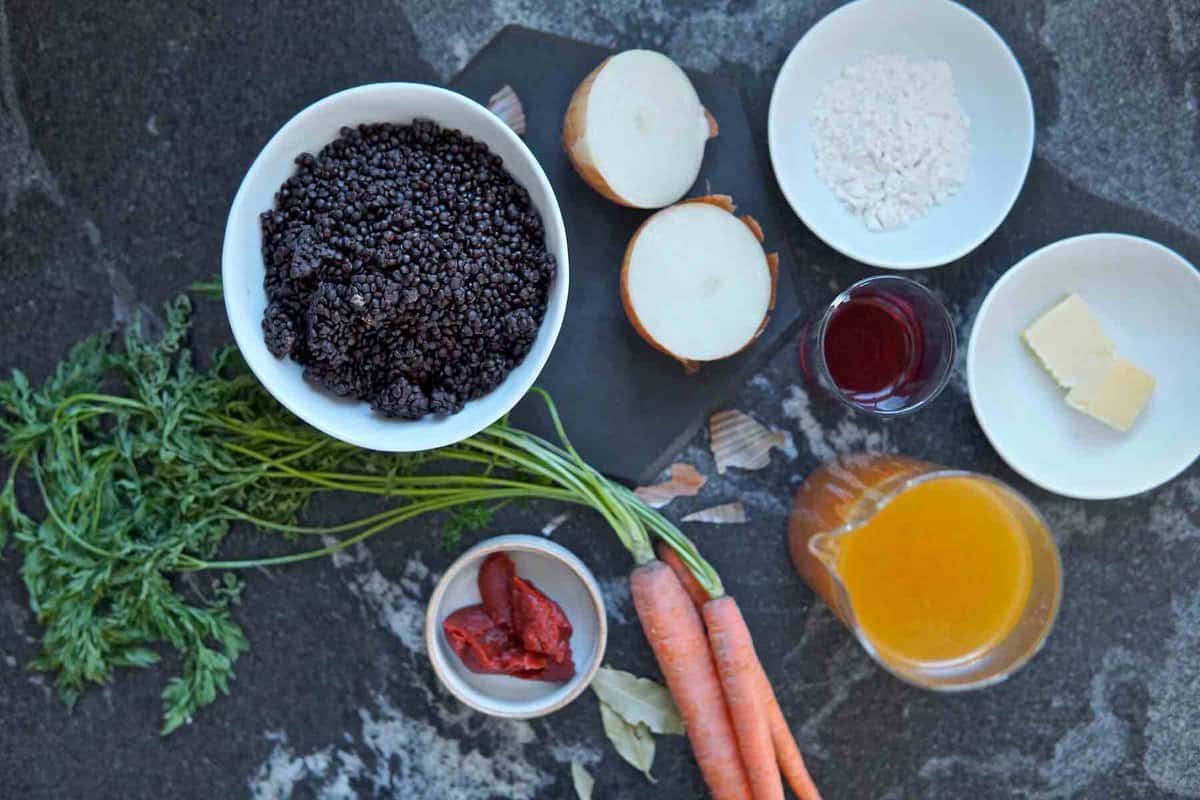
[652, 545, 822, 800]
[627, 546, 821, 800]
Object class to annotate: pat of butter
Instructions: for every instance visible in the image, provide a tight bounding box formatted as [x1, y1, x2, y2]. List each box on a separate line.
[1022, 293, 1156, 433]
[1066, 356, 1155, 432]
[1021, 295, 1115, 389]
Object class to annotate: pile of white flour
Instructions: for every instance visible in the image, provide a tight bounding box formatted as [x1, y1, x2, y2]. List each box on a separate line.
[811, 54, 970, 232]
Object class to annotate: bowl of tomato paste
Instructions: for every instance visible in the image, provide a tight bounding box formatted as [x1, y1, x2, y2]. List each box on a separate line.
[425, 534, 607, 718]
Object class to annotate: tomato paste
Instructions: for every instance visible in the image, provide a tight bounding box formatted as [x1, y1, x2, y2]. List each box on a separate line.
[443, 553, 575, 682]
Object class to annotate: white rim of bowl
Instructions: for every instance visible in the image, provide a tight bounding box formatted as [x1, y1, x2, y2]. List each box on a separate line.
[424, 534, 607, 719]
[221, 82, 569, 451]
[767, 0, 1035, 269]
[966, 232, 1200, 500]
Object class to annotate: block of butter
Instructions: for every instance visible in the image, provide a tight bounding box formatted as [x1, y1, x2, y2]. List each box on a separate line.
[1021, 294, 1115, 389]
[1022, 293, 1155, 432]
[1066, 356, 1156, 432]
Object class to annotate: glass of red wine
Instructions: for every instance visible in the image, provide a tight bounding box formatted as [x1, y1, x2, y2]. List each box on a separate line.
[799, 275, 956, 416]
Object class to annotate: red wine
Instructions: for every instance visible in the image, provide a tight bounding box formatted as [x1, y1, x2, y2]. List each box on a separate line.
[823, 293, 924, 407]
[800, 275, 954, 416]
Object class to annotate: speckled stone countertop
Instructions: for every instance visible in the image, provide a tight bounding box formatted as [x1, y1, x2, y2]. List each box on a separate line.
[1, 1, 1198, 798]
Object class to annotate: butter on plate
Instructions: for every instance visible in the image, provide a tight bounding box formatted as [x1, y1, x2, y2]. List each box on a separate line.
[1021, 294, 1115, 388]
[1022, 294, 1155, 432]
[1065, 356, 1156, 432]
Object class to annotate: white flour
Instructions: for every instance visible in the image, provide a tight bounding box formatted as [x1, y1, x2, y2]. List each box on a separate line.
[811, 54, 970, 231]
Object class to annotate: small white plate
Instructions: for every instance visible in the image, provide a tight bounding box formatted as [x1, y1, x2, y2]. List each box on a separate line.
[425, 535, 606, 718]
[767, 0, 1033, 269]
[968, 234, 1200, 500]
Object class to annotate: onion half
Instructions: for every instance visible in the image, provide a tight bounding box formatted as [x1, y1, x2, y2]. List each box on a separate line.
[621, 195, 778, 372]
[563, 49, 717, 209]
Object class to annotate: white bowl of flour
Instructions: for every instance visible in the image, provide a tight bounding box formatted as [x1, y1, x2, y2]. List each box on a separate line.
[768, 0, 1033, 269]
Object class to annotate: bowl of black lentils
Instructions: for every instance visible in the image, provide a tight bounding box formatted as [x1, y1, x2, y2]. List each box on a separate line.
[222, 83, 568, 451]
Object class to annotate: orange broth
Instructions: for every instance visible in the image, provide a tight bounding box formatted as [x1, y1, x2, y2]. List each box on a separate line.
[834, 475, 1033, 666]
[789, 456, 1039, 669]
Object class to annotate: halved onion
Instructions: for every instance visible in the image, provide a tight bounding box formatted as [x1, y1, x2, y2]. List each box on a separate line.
[563, 49, 717, 208]
[621, 195, 778, 372]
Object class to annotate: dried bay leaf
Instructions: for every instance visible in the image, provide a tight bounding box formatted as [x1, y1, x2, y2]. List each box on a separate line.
[570, 761, 594, 800]
[600, 701, 657, 782]
[591, 666, 684, 735]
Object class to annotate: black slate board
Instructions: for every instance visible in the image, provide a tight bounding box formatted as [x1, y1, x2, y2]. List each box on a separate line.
[450, 27, 803, 485]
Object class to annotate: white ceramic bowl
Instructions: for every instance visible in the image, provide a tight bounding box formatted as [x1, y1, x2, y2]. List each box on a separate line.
[767, 0, 1034, 269]
[968, 234, 1200, 500]
[425, 534, 607, 718]
[222, 83, 569, 451]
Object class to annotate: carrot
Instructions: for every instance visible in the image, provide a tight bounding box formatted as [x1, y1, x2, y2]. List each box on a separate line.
[655, 541, 711, 609]
[758, 663, 822, 800]
[656, 543, 823, 798]
[631, 561, 752, 800]
[704, 595, 784, 800]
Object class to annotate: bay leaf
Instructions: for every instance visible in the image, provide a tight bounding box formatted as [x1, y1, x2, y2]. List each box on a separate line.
[599, 701, 657, 782]
[570, 761, 594, 800]
[591, 666, 685, 735]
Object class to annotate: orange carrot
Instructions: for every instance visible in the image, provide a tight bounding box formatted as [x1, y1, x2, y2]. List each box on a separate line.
[758, 663, 822, 800]
[655, 541, 710, 609]
[630, 561, 752, 800]
[655, 544, 823, 798]
[704, 595, 784, 800]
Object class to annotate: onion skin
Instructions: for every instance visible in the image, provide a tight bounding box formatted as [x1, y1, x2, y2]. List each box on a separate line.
[755, 252, 780, 345]
[740, 214, 764, 243]
[706, 109, 720, 139]
[562, 57, 718, 208]
[620, 194, 778, 373]
[685, 194, 736, 213]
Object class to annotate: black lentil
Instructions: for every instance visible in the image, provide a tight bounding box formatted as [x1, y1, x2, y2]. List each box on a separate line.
[260, 120, 556, 419]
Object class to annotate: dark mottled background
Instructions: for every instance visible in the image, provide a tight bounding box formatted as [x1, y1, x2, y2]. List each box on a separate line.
[2, 1, 1198, 798]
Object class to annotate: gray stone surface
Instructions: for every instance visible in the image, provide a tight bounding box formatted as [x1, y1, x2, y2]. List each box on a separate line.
[1, 1, 1198, 798]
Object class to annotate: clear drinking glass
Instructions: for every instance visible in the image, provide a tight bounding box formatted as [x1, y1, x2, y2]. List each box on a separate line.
[799, 275, 956, 416]
[788, 454, 1062, 691]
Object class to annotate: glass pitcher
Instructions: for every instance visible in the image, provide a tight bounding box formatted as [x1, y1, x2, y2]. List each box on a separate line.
[788, 454, 1061, 691]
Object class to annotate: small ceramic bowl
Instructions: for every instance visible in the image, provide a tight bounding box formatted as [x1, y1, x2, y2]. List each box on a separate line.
[425, 534, 607, 718]
[968, 233, 1200, 499]
[768, 0, 1034, 269]
[222, 83, 569, 452]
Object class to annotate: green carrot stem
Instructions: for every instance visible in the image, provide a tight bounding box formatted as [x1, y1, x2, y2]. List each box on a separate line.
[190, 488, 536, 569]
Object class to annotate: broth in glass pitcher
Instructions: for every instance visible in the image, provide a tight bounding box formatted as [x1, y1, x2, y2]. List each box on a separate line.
[789, 455, 1061, 690]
